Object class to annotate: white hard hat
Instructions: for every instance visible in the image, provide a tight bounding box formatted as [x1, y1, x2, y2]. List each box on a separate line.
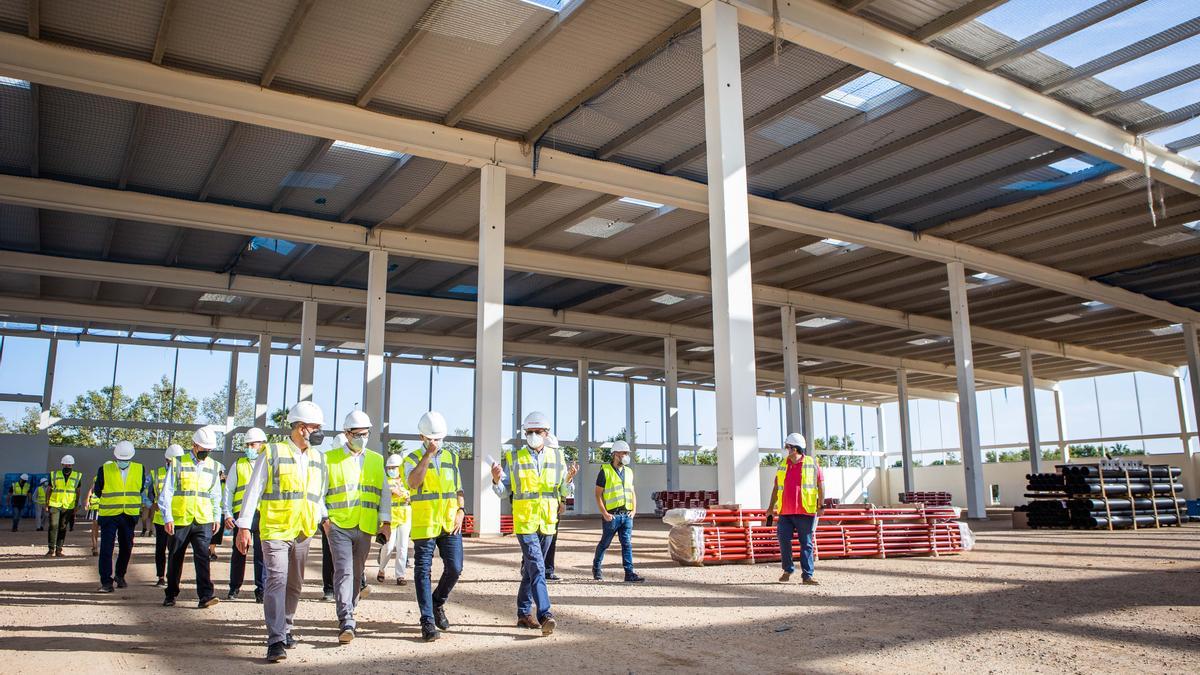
[385, 453, 404, 468]
[61, 455, 76, 465]
[113, 440, 136, 461]
[343, 410, 372, 430]
[192, 426, 218, 450]
[39, 478, 48, 484]
[165, 444, 185, 460]
[20, 473, 29, 480]
[286, 400, 325, 426]
[610, 440, 631, 454]
[522, 411, 551, 432]
[417, 411, 448, 440]
[546, 434, 560, 449]
[244, 427, 267, 444]
[784, 432, 807, 450]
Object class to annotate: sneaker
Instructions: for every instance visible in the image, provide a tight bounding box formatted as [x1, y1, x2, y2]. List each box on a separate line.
[162, 597, 175, 607]
[283, 633, 298, 649]
[624, 573, 645, 583]
[98, 585, 114, 593]
[546, 572, 561, 581]
[116, 578, 128, 589]
[255, 590, 264, 604]
[155, 577, 166, 587]
[421, 623, 440, 642]
[321, 591, 335, 602]
[801, 577, 820, 586]
[539, 613, 556, 637]
[779, 572, 792, 582]
[433, 605, 450, 631]
[266, 641, 287, 663]
[227, 589, 240, 601]
[338, 626, 355, 644]
[592, 569, 603, 581]
[516, 614, 540, 630]
[198, 596, 220, 609]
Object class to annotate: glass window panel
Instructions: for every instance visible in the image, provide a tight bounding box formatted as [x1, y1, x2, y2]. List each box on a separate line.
[635, 383, 664, 445]
[388, 362, 430, 434]
[0, 336, 49, 396]
[333, 358, 365, 426]
[976, 0, 1102, 41]
[174, 347, 231, 425]
[432, 365, 474, 437]
[1093, 35, 1200, 89]
[1142, 78, 1200, 114]
[1134, 372, 1181, 435]
[591, 378, 626, 442]
[1039, 0, 1197, 68]
[554, 374, 578, 443]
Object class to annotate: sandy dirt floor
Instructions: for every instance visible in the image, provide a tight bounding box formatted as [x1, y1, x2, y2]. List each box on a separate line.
[0, 516, 1197, 673]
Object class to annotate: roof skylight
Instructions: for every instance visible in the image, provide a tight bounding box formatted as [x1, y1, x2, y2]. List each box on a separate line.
[1091, 34, 1200, 90]
[821, 73, 910, 112]
[332, 140, 407, 159]
[800, 238, 861, 256]
[0, 76, 30, 89]
[1048, 158, 1094, 174]
[650, 293, 687, 306]
[617, 196, 664, 209]
[975, 0, 1101, 42]
[1036, 0, 1198, 68]
[566, 216, 635, 239]
[796, 317, 842, 329]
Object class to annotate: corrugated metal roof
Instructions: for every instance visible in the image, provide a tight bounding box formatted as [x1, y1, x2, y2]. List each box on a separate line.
[39, 88, 138, 184]
[39, 0, 163, 60]
[165, 0, 297, 82]
[0, 83, 32, 172]
[205, 126, 321, 207]
[128, 106, 235, 197]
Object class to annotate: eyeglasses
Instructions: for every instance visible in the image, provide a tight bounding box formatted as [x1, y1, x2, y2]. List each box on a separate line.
[525, 429, 549, 435]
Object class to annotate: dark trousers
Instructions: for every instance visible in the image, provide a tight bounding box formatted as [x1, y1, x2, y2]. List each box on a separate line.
[154, 523, 169, 578]
[412, 532, 463, 626]
[98, 514, 136, 586]
[544, 534, 558, 574]
[229, 513, 263, 593]
[777, 514, 817, 578]
[66, 508, 76, 531]
[593, 513, 635, 575]
[11, 496, 27, 530]
[48, 507, 71, 551]
[166, 523, 214, 601]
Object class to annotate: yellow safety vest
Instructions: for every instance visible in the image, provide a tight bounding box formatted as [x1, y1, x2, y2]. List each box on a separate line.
[259, 442, 327, 542]
[231, 456, 254, 516]
[98, 461, 144, 517]
[48, 471, 81, 509]
[151, 466, 168, 525]
[389, 477, 411, 526]
[505, 446, 564, 536]
[170, 454, 219, 526]
[12, 481, 31, 497]
[35, 485, 47, 505]
[405, 449, 460, 540]
[325, 448, 385, 536]
[600, 464, 634, 511]
[775, 454, 819, 514]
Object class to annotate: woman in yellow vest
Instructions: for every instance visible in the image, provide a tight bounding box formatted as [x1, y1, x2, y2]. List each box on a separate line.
[46, 455, 81, 557]
[765, 433, 825, 584]
[591, 440, 644, 582]
[224, 427, 267, 602]
[158, 427, 223, 609]
[324, 410, 391, 645]
[35, 478, 48, 531]
[405, 410, 464, 643]
[490, 411, 569, 637]
[234, 401, 329, 663]
[376, 452, 412, 585]
[93, 441, 145, 593]
[10, 473, 32, 532]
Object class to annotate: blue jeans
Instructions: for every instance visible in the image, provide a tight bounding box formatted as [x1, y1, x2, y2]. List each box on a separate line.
[412, 532, 462, 626]
[777, 514, 817, 578]
[592, 513, 635, 575]
[516, 532, 553, 621]
[98, 514, 136, 586]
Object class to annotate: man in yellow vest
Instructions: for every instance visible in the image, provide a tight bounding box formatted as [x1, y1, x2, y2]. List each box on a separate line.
[766, 433, 825, 584]
[224, 427, 267, 602]
[35, 478, 49, 531]
[325, 410, 391, 644]
[94, 441, 145, 593]
[235, 401, 329, 663]
[377, 453, 411, 584]
[591, 440, 644, 583]
[158, 427, 223, 608]
[150, 444, 184, 587]
[490, 411, 569, 636]
[46, 455, 81, 557]
[10, 473, 32, 531]
[405, 410, 464, 643]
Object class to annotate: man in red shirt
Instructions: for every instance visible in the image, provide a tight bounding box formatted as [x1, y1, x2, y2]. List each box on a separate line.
[766, 433, 824, 584]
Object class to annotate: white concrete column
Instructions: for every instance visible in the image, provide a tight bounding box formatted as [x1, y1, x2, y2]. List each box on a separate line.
[702, 0, 761, 509]
[382, 358, 392, 442]
[947, 262, 986, 518]
[897, 368, 914, 493]
[513, 365, 523, 441]
[780, 306, 801, 435]
[223, 352, 239, 456]
[665, 337, 680, 492]
[576, 357, 590, 512]
[254, 333, 271, 429]
[800, 380, 814, 443]
[363, 250, 387, 451]
[39, 337, 57, 436]
[1053, 386, 1070, 463]
[626, 378, 636, 458]
[1020, 348, 1042, 474]
[298, 300, 317, 402]
[1174, 375, 1192, 454]
[471, 164, 505, 536]
[1185, 322, 1200, 457]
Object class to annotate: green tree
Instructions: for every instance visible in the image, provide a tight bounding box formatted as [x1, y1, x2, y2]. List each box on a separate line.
[131, 375, 199, 448]
[760, 452, 782, 467]
[814, 435, 863, 468]
[200, 379, 254, 428]
[442, 427, 473, 460]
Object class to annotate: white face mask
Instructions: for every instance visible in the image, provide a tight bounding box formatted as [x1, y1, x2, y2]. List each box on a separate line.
[386, 468, 400, 479]
[526, 432, 545, 450]
[116, 460, 131, 470]
[619, 454, 631, 466]
[347, 435, 366, 452]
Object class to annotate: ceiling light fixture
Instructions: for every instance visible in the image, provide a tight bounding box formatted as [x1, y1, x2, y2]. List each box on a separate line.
[796, 316, 842, 328]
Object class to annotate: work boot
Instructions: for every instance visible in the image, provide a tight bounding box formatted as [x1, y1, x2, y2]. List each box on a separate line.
[516, 615, 540, 630]
[162, 597, 176, 607]
[155, 577, 166, 587]
[338, 625, 355, 644]
[255, 589, 264, 604]
[433, 605, 450, 631]
[37, 527, 44, 531]
[198, 596, 220, 609]
[55, 548, 64, 557]
[266, 642, 287, 663]
[283, 633, 298, 649]
[98, 585, 114, 593]
[592, 567, 602, 581]
[45, 549, 54, 557]
[779, 572, 792, 582]
[546, 572, 561, 581]
[421, 622, 440, 642]
[801, 576, 819, 586]
[539, 613, 556, 637]
[624, 573, 645, 583]
[227, 589, 240, 601]
[116, 578, 128, 589]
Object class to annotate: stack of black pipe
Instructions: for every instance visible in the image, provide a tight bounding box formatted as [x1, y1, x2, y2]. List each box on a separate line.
[1022, 464, 1190, 529]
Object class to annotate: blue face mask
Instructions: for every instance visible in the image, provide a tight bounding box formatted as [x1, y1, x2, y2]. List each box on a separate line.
[245, 447, 260, 461]
[117, 460, 131, 469]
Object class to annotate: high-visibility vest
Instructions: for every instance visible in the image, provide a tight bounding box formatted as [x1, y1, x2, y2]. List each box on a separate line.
[231, 456, 254, 516]
[48, 471, 81, 509]
[404, 449, 460, 540]
[35, 485, 47, 505]
[600, 463, 635, 511]
[151, 466, 168, 525]
[11, 481, 31, 497]
[505, 446, 564, 536]
[775, 454, 819, 514]
[259, 442, 327, 542]
[98, 461, 144, 517]
[325, 448, 385, 536]
[170, 455, 219, 526]
[389, 478, 411, 526]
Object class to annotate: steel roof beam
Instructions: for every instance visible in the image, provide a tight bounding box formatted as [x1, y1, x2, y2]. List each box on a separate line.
[1131, 102, 1200, 136]
[260, 0, 317, 89]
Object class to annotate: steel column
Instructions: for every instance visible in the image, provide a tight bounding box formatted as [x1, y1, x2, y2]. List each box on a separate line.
[254, 333, 270, 429]
[947, 262, 986, 518]
[40, 337, 56, 434]
[780, 305, 801, 435]
[1185, 322, 1200, 458]
[577, 357, 590, 512]
[800, 381, 814, 443]
[665, 337, 680, 492]
[1053, 386, 1070, 463]
[1020, 348, 1042, 474]
[472, 164, 505, 535]
[298, 299, 317, 402]
[363, 250, 387, 450]
[897, 368, 914, 493]
[223, 351, 238, 456]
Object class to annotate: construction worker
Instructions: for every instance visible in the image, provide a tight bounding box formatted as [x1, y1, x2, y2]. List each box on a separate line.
[406, 410, 464, 642]
[766, 433, 825, 584]
[320, 427, 371, 603]
[235, 401, 329, 663]
[46, 455, 81, 557]
[491, 411, 569, 636]
[376, 453, 411, 585]
[158, 427, 223, 608]
[10, 473, 31, 531]
[541, 435, 578, 582]
[592, 440, 644, 583]
[150, 444, 184, 586]
[325, 410, 390, 644]
[94, 441, 145, 593]
[34, 478, 48, 531]
[225, 427, 267, 602]
[209, 463, 227, 561]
